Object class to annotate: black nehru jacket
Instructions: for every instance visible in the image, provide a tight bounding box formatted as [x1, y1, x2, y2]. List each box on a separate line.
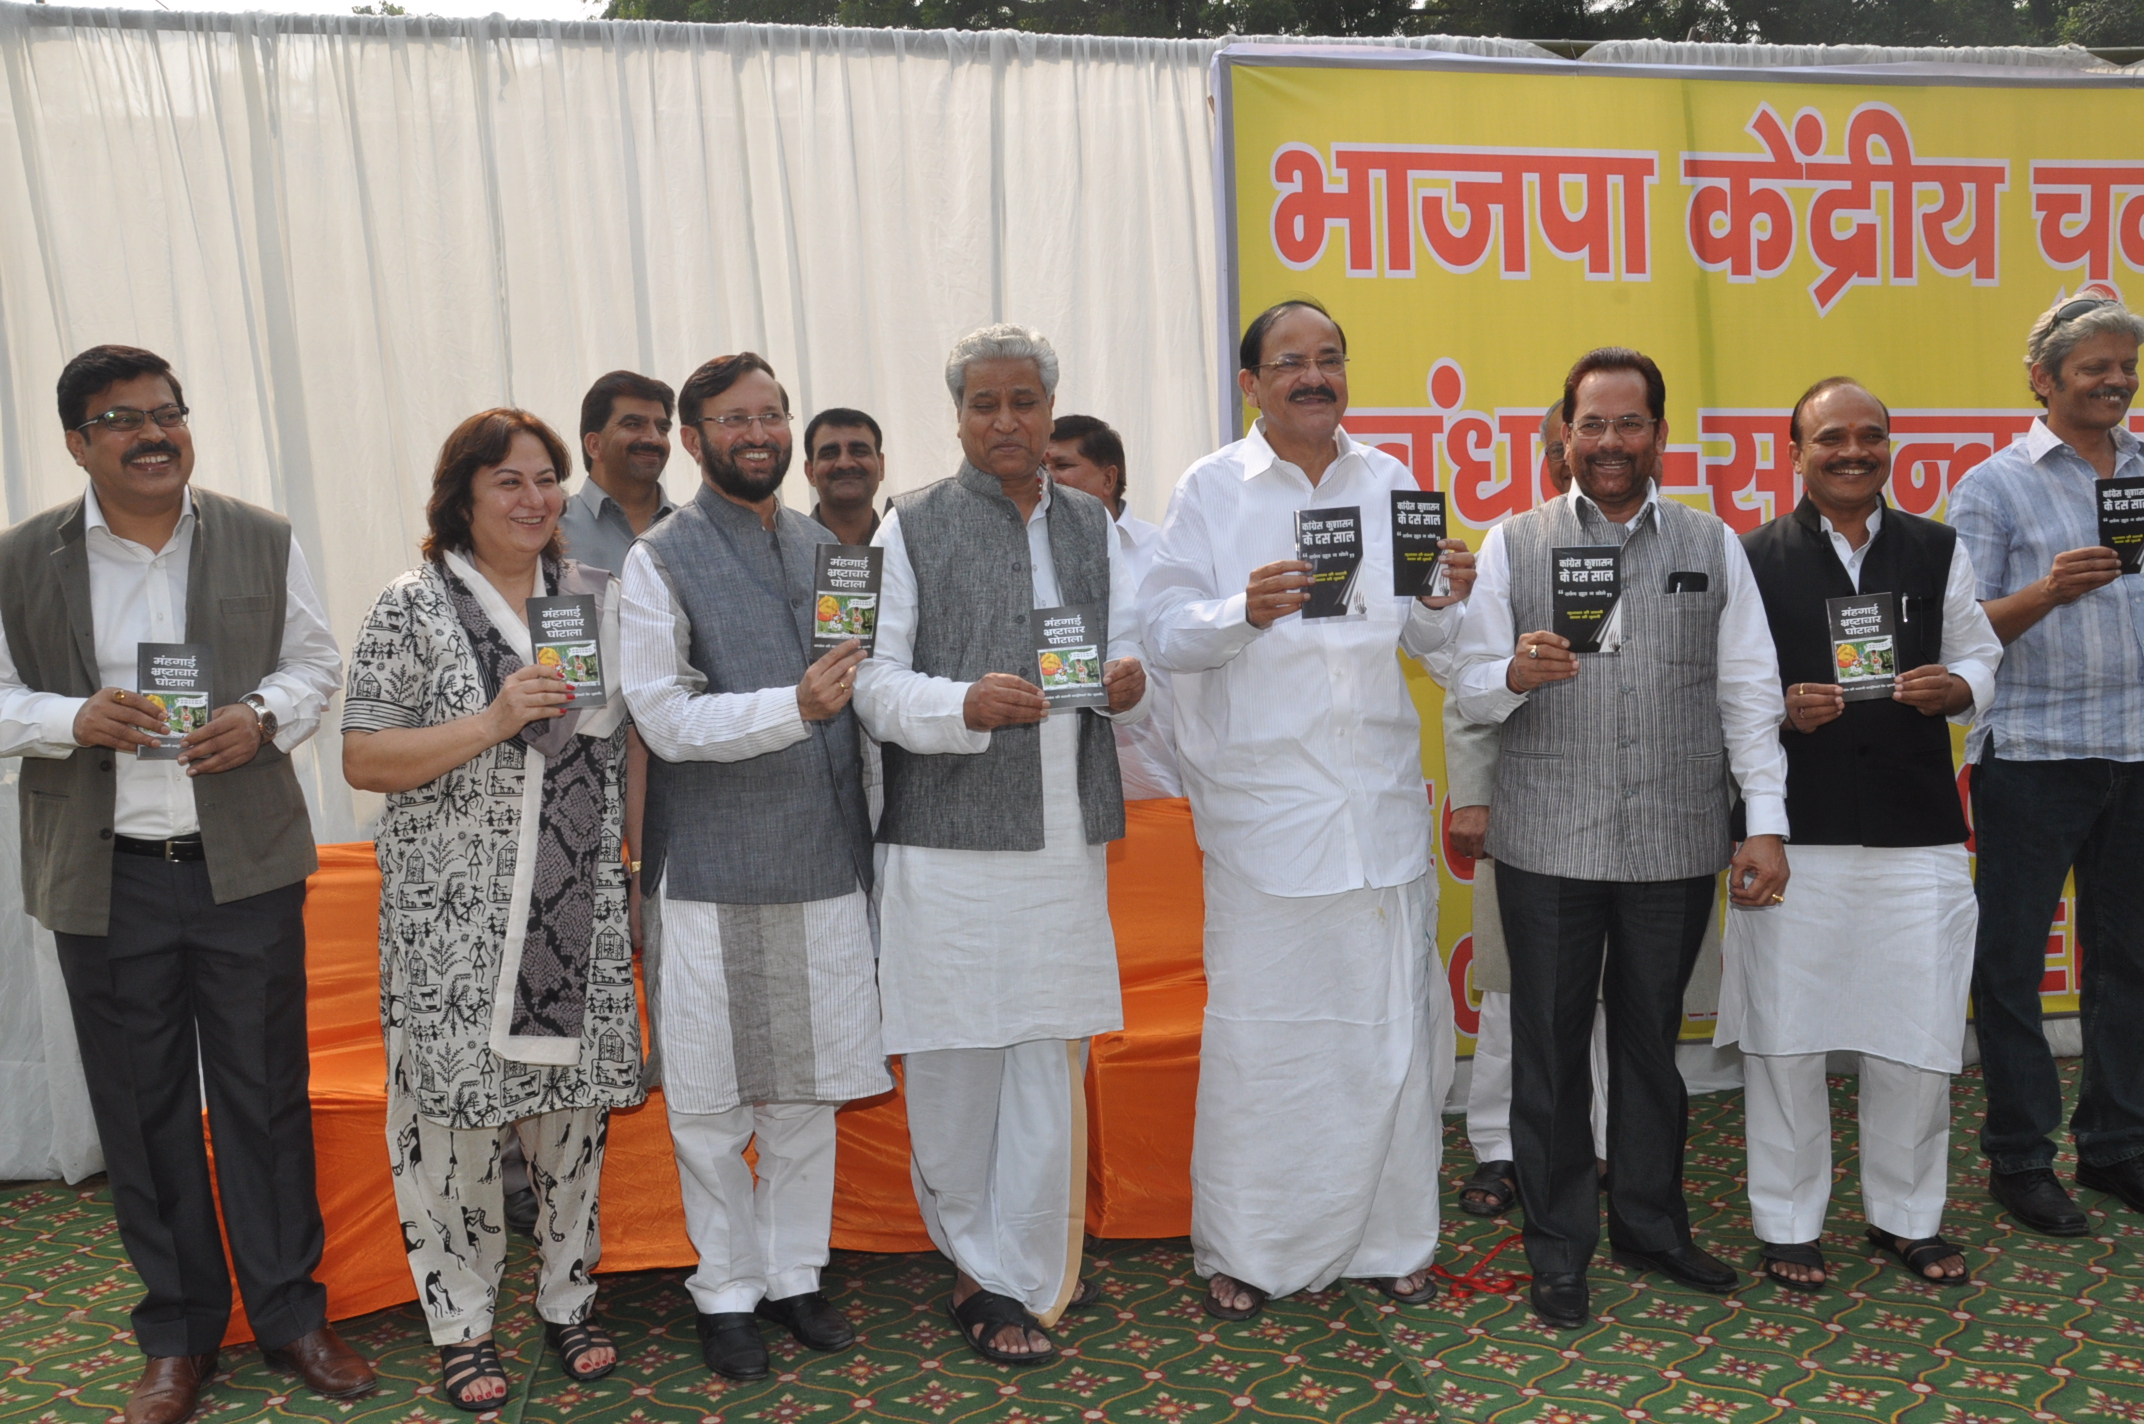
[1741, 497, 1969, 848]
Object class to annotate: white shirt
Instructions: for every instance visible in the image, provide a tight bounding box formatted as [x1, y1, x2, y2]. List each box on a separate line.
[1819, 506, 2003, 727]
[854, 478, 1147, 1052]
[1111, 509, 1182, 799]
[1449, 484, 1791, 839]
[0, 486, 342, 838]
[1140, 423, 1461, 897]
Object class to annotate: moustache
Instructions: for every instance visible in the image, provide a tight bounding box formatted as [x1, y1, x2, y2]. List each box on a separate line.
[628, 441, 667, 459]
[125, 440, 181, 463]
[1289, 385, 1338, 403]
[2088, 386, 2133, 402]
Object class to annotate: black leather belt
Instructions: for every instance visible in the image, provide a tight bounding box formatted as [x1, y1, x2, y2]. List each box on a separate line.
[114, 834, 206, 862]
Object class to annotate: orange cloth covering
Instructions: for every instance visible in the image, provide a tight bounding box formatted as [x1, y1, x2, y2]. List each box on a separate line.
[208, 799, 1207, 1345]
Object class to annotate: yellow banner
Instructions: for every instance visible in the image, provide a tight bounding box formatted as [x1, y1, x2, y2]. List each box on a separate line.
[1217, 51, 2135, 1046]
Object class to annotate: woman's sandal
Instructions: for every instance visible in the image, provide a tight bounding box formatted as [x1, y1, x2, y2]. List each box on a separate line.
[948, 1289, 1057, 1366]
[439, 1340, 509, 1413]
[1458, 1160, 1519, 1218]
[1065, 1277, 1104, 1311]
[1375, 1271, 1441, 1305]
[544, 1317, 619, 1382]
[1201, 1275, 1269, 1322]
[1759, 1241, 1830, 1293]
[1866, 1226, 1972, 1286]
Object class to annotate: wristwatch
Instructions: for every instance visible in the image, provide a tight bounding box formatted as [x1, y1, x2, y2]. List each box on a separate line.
[241, 693, 279, 742]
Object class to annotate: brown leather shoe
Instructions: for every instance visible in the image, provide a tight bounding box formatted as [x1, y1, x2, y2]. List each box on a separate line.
[125, 1353, 216, 1424]
[262, 1325, 378, 1399]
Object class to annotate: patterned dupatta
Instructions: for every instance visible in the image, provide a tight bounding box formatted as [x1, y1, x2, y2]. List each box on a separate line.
[440, 555, 614, 1046]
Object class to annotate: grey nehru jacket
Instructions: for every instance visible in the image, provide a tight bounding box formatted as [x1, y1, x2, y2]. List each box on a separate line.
[877, 464, 1125, 851]
[0, 490, 317, 935]
[1487, 494, 1731, 883]
[635, 484, 872, 904]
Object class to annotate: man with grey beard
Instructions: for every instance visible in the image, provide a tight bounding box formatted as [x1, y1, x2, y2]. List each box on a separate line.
[619, 352, 891, 1382]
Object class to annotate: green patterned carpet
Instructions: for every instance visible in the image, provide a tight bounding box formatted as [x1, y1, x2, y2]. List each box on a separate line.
[1, 1062, 2139, 1424]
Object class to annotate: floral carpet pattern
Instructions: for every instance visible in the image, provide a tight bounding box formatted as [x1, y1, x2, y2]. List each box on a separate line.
[1, 1063, 2138, 1424]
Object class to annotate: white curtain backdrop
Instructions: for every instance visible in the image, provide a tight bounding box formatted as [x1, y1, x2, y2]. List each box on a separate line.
[0, 7, 2094, 1176]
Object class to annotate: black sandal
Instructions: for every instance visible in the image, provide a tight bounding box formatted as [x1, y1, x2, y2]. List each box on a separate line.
[1201, 1275, 1269, 1321]
[947, 1289, 1056, 1366]
[1065, 1277, 1103, 1310]
[1459, 1160, 1519, 1218]
[544, 1317, 618, 1382]
[439, 1340, 509, 1413]
[1866, 1227, 1971, 1286]
[1375, 1271, 1441, 1305]
[1759, 1241, 1829, 1292]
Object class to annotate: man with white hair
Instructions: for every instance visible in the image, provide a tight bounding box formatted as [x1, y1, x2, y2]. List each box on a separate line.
[1142, 298, 1474, 1320]
[853, 323, 1150, 1366]
[1949, 292, 2144, 1234]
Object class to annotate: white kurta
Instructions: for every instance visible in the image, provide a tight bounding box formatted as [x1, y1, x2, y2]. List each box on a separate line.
[856, 483, 1145, 1055]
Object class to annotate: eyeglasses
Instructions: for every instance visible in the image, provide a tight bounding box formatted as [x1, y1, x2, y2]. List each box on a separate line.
[1572, 415, 1656, 440]
[2050, 296, 2114, 329]
[1254, 354, 1349, 377]
[701, 411, 792, 433]
[74, 404, 189, 435]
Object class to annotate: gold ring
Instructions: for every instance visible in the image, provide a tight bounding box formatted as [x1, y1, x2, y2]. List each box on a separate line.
[1528, 644, 1539, 659]
[1769, 893, 1785, 904]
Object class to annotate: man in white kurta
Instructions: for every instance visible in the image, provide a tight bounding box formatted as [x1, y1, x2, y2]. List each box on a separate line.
[1719, 379, 2002, 1288]
[854, 325, 1149, 1365]
[1142, 300, 1472, 1316]
[620, 354, 891, 1381]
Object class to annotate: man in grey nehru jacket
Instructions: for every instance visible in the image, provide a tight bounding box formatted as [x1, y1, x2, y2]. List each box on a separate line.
[620, 352, 890, 1382]
[1452, 348, 1789, 1329]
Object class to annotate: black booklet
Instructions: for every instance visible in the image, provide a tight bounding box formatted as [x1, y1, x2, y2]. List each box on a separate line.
[1034, 604, 1109, 709]
[1551, 547, 1621, 653]
[2101, 477, 2144, 575]
[1826, 591, 1898, 702]
[1391, 489, 1447, 598]
[1294, 505, 1364, 619]
[136, 642, 212, 760]
[527, 594, 607, 708]
[813, 545, 883, 654]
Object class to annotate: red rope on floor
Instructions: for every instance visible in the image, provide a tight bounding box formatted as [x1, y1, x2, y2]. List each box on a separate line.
[1433, 1232, 1530, 1298]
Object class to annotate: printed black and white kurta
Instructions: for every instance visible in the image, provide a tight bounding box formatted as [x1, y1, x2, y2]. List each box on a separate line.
[344, 558, 644, 1131]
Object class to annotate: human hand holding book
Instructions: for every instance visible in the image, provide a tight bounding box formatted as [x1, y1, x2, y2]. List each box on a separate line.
[1505, 631, 1579, 693]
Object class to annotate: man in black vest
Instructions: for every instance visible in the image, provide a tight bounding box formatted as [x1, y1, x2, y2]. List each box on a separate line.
[1722, 378, 2003, 1290]
[0, 346, 371, 1422]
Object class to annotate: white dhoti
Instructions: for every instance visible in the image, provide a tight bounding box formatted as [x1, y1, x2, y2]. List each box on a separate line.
[1191, 862, 1454, 1297]
[648, 879, 891, 1313]
[1716, 843, 1974, 1244]
[875, 716, 1124, 1325]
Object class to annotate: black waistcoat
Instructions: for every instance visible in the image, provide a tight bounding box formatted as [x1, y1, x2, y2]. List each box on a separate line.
[1740, 498, 1968, 848]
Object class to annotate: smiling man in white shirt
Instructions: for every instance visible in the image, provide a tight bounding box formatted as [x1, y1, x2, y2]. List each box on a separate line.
[1141, 299, 1474, 1322]
[0, 345, 364, 1424]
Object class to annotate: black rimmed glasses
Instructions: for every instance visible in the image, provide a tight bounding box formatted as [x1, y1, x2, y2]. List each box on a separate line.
[73, 404, 189, 435]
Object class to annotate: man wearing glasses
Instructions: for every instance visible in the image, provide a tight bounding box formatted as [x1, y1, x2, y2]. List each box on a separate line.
[0, 346, 364, 1423]
[618, 353, 890, 1380]
[1949, 292, 2144, 1235]
[1450, 347, 1789, 1328]
[1142, 298, 1475, 1323]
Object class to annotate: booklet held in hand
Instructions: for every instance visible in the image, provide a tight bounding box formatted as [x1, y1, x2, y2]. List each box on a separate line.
[1391, 490, 1447, 598]
[527, 595, 607, 708]
[1551, 547, 1620, 653]
[1826, 591, 1898, 701]
[136, 642, 213, 759]
[2100, 477, 2144, 575]
[1034, 604, 1109, 709]
[813, 545, 883, 654]
[1295, 505, 1364, 619]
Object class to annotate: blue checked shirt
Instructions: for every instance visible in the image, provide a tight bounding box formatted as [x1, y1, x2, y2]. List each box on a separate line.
[1948, 418, 2144, 763]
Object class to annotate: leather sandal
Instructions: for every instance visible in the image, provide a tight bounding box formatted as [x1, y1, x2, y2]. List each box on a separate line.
[1374, 1271, 1441, 1305]
[1065, 1277, 1104, 1310]
[947, 1289, 1055, 1366]
[1866, 1226, 1971, 1286]
[438, 1340, 509, 1413]
[1201, 1275, 1268, 1321]
[1458, 1160, 1519, 1217]
[1759, 1240, 1829, 1292]
[544, 1317, 617, 1382]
